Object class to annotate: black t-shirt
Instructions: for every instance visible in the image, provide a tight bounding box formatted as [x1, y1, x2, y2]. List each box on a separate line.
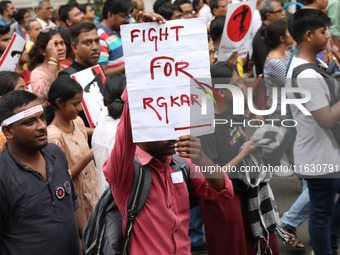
[200, 109, 248, 195]
[252, 23, 270, 76]
[0, 143, 80, 255]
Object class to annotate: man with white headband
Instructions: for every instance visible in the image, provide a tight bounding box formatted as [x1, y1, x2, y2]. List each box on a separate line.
[0, 90, 83, 255]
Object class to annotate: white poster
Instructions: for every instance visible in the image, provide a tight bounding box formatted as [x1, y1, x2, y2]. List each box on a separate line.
[121, 18, 215, 142]
[218, 0, 257, 61]
[71, 65, 108, 128]
[0, 33, 26, 71]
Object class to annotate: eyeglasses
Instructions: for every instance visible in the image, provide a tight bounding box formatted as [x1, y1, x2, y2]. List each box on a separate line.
[182, 10, 195, 16]
[116, 13, 131, 21]
[42, 7, 53, 11]
[173, 13, 183, 19]
[41, 27, 61, 33]
[219, 3, 229, 8]
[70, 11, 84, 19]
[270, 9, 284, 14]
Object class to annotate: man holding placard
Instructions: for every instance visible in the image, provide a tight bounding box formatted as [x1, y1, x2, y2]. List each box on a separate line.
[103, 13, 238, 254]
[103, 73, 235, 255]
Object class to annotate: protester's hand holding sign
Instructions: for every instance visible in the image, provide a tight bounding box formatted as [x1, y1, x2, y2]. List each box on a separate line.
[136, 11, 166, 24]
[225, 50, 238, 67]
[175, 135, 205, 164]
[175, 135, 225, 191]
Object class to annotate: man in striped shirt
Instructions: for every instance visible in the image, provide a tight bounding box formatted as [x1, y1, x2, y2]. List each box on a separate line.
[97, 0, 132, 76]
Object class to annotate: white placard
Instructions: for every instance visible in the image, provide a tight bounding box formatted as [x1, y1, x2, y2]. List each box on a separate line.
[0, 33, 26, 71]
[218, 0, 257, 61]
[71, 65, 108, 128]
[121, 18, 215, 143]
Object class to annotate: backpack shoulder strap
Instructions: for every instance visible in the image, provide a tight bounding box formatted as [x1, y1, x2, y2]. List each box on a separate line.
[82, 187, 115, 255]
[171, 154, 190, 187]
[128, 156, 152, 213]
[121, 155, 152, 254]
[291, 63, 324, 81]
[291, 63, 327, 99]
[171, 155, 200, 208]
[292, 62, 340, 105]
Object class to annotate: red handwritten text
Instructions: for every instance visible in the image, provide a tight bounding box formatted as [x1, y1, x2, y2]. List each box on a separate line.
[143, 94, 201, 124]
[150, 56, 190, 80]
[130, 26, 184, 52]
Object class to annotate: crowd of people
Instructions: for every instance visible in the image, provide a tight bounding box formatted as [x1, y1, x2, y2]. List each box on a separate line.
[0, 0, 339, 254]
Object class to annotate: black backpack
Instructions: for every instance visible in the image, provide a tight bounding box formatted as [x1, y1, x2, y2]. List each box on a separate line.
[292, 60, 340, 146]
[82, 154, 193, 255]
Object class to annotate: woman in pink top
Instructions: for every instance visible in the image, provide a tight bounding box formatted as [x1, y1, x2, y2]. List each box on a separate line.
[28, 28, 66, 106]
[46, 75, 99, 220]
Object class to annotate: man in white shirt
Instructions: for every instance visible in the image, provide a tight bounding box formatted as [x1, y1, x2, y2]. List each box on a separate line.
[286, 9, 340, 255]
[33, 0, 56, 29]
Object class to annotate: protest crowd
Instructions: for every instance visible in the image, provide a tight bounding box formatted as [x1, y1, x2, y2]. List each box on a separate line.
[0, 0, 339, 254]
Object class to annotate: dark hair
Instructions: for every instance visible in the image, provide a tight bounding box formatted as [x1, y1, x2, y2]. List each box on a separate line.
[58, 28, 72, 57]
[288, 9, 331, 44]
[261, 19, 287, 49]
[14, 9, 29, 25]
[70, 22, 96, 43]
[193, 0, 201, 13]
[79, 3, 90, 14]
[59, 4, 75, 24]
[0, 71, 23, 96]
[157, 3, 182, 20]
[173, 0, 191, 6]
[28, 28, 60, 71]
[45, 75, 83, 124]
[305, 0, 314, 5]
[153, 0, 171, 13]
[259, 0, 275, 21]
[210, 16, 225, 42]
[211, 63, 234, 87]
[0, 25, 10, 36]
[131, 1, 137, 9]
[0, 90, 37, 124]
[0, 1, 11, 15]
[209, 0, 218, 14]
[102, 73, 126, 119]
[103, 0, 132, 20]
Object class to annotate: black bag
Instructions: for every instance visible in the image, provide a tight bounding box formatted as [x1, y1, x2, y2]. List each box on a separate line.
[82, 155, 191, 255]
[292, 60, 340, 147]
